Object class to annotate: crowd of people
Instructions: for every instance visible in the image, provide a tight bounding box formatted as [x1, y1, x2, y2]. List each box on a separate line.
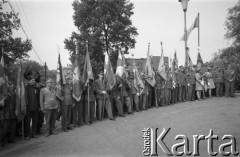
[0, 60, 238, 147]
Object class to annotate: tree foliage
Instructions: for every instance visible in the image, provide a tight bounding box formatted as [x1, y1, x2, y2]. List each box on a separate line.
[0, 0, 32, 65]
[64, 0, 138, 75]
[225, 2, 240, 46]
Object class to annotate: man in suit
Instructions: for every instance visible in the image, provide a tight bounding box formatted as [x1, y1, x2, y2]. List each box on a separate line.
[213, 66, 224, 97]
[224, 64, 235, 97]
[95, 72, 115, 121]
[62, 76, 74, 131]
[126, 66, 140, 112]
[110, 75, 124, 117]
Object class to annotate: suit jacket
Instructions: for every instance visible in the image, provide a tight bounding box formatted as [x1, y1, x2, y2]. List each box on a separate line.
[95, 78, 109, 99]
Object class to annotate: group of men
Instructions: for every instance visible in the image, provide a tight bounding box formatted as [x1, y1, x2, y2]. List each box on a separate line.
[0, 60, 238, 147]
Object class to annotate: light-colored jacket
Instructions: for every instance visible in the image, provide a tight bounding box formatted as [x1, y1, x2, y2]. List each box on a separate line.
[40, 87, 58, 111]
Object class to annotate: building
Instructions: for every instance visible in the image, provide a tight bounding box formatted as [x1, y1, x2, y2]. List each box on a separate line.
[62, 64, 73, 81]
[125, 56, 169, 73]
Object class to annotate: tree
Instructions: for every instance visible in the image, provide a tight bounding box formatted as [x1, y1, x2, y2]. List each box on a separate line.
[64, 0, 138, 75]
[225, 2, 240, 46]
[0, 0, 32, 65]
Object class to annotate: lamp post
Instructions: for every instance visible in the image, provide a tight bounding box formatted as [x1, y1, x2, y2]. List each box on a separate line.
[179, 0, 189, 59]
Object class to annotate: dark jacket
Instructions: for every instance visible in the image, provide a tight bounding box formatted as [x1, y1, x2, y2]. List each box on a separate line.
[26, 84, 40, 111]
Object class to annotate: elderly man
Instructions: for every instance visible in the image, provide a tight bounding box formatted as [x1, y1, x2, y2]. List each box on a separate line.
[62, 76, 74, 131]
[40, 79, 60, 137]
[95, 72, 115, 121]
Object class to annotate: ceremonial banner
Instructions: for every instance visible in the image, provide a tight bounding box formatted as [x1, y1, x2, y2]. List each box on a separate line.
[15, 61, 27, 121]
[180, 14, 199, 41]
[115, 50, 125, 78]
[145, 44, 156, 87]
[157, 42, 167, 80]
[132, 58, 144, 94]
[56, 53, 64, 100]
[104, 51, 116, 91]
[83, 43, 94, 84]
[72, 44, 83, 101]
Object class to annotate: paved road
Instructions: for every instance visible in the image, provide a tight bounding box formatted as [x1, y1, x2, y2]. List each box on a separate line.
[1, 95, 240, 157]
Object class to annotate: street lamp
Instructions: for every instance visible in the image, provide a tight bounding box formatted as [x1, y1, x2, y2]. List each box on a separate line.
[179, 0, 189, 64]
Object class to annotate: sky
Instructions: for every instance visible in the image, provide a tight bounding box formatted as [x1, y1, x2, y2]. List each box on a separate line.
[3, 0, 238, 70]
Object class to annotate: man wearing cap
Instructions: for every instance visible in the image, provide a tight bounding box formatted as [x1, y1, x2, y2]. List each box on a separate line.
[110, 75, 124, 117]
[127, 65, 140, 112]
[177, 66, 183, 103]
[186, 67, 196, 101]
[155, 73, 161, 107]
[40, 79, 60, 137]
[224, 64, 235, 97]
[25, 76, 40, 140]
[95, 72, 115, 121]
[62, 76, 74, 131]
[165, 68, 172, 105]
[139, 73, 148, 110]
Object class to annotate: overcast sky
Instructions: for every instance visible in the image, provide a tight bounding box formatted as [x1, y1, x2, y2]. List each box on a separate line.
[4, 0, 238, 69]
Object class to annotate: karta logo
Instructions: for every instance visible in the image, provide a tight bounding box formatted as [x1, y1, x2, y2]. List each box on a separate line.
[142, 127, 239, 156]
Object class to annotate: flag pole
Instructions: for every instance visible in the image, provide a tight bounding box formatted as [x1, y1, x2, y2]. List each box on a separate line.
[44, 62, 47, 86]
[58, 46, 65, 132]
[86, 41, 90, 123]
[198, 12, 200, 47]
[20, 60, 24, 140]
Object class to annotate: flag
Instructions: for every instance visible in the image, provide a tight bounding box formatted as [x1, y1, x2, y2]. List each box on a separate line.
[185, 48, 193, 69]
[56, 53, 64, 100]
[145, 44, 156, 87]
[83, 44, 94, 84]
[15, 61, 27, 121]
[115, 50, 125, 78]
[0, 51, 7, 96]
[197, 51, 203, 65]
[180, 14, 199, 41]
[196, 50, 207, 76]
[132, 58, 144, 94]
[104, 51, 116, 91]
[157, 42, 167, 80]
[172, 50, 178, 69]
[72, 44, 83, 101]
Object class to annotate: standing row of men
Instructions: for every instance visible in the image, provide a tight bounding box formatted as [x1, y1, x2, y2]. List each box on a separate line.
[0, 61, 237, 146]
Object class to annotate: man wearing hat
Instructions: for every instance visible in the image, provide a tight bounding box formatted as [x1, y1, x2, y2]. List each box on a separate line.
[224, 64, 235, 97]
[126, 65, 140, 112]
[62, 75, 74, 131]
[25, 76, 40, 140]
[177, 66, 184, 103]
[186, 66, 195, 101]
[139, 73, 148, 110]
[95, 72, 115, 121]
[40, 78, 60, 137]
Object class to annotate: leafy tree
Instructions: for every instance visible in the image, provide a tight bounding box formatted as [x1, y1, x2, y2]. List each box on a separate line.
[225, 2, 240, 46]
[0, 0, 32, 65]
[64, 0, 138, 75]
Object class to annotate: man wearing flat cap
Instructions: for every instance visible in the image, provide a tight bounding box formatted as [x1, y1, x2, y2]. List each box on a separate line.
[25, 76, 40, 140]
[95, 72, 115, 121]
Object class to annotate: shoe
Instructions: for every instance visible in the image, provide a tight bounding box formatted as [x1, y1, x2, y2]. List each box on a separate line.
[25, 136, 31, 141]
[45, 133, 50, 137]
[67, 126, 73, 130]
[63, 129, 68, 132]
[31, 135, 39, 138]
[50, 131, 58, 135]
[8, 139, 16, 143]
[119, 115, 125, 117]
[73, 124, 78, 128]
[110, 117, 116, 121]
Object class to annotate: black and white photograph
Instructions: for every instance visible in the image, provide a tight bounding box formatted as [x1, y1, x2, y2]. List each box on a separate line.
[0, 0, 240, 156]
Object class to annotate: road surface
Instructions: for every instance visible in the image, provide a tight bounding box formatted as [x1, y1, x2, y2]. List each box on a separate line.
[0, 95, 240, 157]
